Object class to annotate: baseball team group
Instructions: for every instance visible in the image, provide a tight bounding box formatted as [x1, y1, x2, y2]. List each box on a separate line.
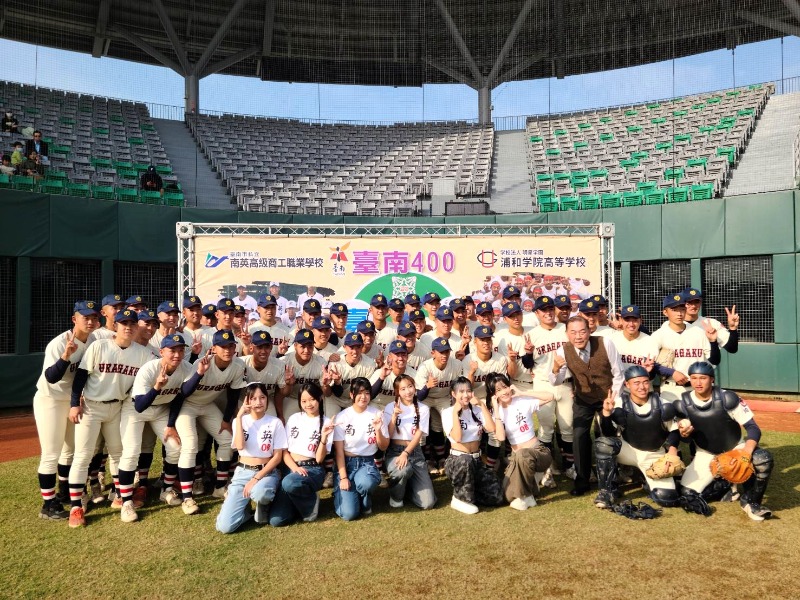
[32, 282, 775, 532]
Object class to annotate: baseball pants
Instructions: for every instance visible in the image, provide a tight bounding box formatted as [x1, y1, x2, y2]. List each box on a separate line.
[423, 395, 452, 433]
[33, 393, 75, 474]
[175, 401, 233, 469]
[681, 442, 745, 493]
[533, 380, 574, 444]
[616, 439, 676, 491]
[118, 401, 181, 472]
[68, 399, 123, 503]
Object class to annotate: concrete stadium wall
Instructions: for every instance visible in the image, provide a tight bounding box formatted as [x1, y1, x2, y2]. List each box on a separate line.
[1, 189, 797, 407]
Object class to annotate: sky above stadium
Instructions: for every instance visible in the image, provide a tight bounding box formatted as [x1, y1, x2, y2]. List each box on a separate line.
[1, 36, 800, 122]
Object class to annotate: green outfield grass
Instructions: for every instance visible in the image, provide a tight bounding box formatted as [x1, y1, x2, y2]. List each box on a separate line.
[2, 432, 799, 600]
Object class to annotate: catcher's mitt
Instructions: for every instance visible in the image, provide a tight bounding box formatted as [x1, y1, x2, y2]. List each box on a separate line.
[710, 449, 754, 484]
[645, 454, 685, 479]
[655, 348, 675, 369]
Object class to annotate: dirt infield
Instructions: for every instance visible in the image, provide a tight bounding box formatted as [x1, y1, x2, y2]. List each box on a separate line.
[2, 400, 799, 463]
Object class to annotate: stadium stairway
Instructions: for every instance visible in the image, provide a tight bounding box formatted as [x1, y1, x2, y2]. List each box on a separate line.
[725, 92, 800, 196]
[488, 130, 532, 213]
[152, 118, 232, 208]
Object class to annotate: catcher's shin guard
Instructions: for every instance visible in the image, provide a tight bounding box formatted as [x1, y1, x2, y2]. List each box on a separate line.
[740, 448, 773, 506]
[594, 436, 621, 494]
[679, 489, 712, 516]
[700, 478, 732, 502]
[649, 487, 681, 508]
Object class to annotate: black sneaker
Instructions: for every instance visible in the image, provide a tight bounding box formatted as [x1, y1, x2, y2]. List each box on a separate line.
[742, 502, 772, 521]
[39, 501, 69, 520]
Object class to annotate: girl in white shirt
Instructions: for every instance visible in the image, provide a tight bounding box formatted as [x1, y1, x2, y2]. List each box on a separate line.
[269, 382, 334, 526]
[383, 375, 436, 510]
[486, 372, 553, 511]
[216, 383, 287, 534]
[333, 377, 389, 520]
[441, 377, 503, 514]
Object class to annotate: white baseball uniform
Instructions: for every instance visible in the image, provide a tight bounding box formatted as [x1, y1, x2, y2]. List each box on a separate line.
[528, 323, 573, 444]
[241, 355, 286, 418]
[368, 366, 418, 410]
[279, 353, 327, 420]
[415, 356, 463, 432]
[650, 322, 712, 401]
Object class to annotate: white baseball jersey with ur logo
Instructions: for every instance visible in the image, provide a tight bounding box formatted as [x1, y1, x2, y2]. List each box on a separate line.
[414, 357, 463, 400]
[36, 330, 94, 400]
[79, 339, 155, 401]
[279, 353, 326, 399]
[242, 355, 286, 393]
[187, 357, 247, 405]
[131, 358, 195, 406]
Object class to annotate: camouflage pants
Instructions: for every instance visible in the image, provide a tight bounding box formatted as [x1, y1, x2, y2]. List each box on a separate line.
[444, 453, 503, 506]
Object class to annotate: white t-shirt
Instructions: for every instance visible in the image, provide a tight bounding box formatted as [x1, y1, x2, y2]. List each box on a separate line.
[79, 339, 155, 402]
[235, 295, 258, 313]
[131, 358, 195, 406]
[186, 357, 247, 406]
[297, 292, 324, 308]
[333, 405, 388, 456]
[236, 413, 288, 459]
[384, 400, 430, 440]
[36, 330, 94, 400]
[368, 366, 417, 407]
[496, 396, 541, 446]
[285, 412, 334, 458]
[441, 404, 484, 444]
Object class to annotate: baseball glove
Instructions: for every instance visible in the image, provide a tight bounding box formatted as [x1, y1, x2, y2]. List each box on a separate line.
[710, 449, 754, 484]
[645, 454, 685, 479]
[655, 348, 675, 369]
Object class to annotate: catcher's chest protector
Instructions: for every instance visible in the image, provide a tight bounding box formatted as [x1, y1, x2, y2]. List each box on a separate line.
[680, 391, 741, 454]
[621, 393, 670, 451]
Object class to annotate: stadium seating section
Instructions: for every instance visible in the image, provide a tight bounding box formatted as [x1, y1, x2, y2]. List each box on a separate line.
[188, 115, 493, 215]
[0, 81, 182, 206]
[527, 84, 770, 212]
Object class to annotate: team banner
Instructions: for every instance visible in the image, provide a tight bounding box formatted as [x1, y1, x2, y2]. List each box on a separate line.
[194, 234, 603, 313]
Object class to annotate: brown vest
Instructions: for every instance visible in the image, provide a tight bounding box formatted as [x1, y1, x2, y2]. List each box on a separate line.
[563, 337, 613, 404]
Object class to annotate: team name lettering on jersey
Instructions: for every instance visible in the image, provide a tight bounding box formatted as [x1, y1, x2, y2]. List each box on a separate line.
[620, 354, 647, 365]
[195, 383, 228, 392]
[97, 363, 140, 376]
[674, 349, 705, 358]
[535, 341, 563, 356]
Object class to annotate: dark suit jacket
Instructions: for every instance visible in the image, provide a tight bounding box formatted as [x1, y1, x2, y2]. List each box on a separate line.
[24, 139, 49, 157]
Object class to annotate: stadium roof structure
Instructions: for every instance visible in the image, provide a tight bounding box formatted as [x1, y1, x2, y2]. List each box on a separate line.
[2, 0, 796, 119]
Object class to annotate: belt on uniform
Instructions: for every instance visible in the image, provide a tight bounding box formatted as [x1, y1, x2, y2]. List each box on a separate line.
[296, 459, 319, 467]
[239, 462, 268, 471]
[88, 398, 120, 404]
[450, 449, 481, 459]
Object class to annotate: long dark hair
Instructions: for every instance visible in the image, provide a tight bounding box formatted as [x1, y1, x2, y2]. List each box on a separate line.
[349, 376, 372, 402]
[298, 381, 325, 437]
[450, 376, 481, 425]
[244, 382, 269, 410]
[484, 372, 511, 415]
[393, 374, 419, 429]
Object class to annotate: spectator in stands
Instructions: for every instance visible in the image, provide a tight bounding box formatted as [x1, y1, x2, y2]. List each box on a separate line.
[234, 284, 257, 315]
[24, 131, 49, 164]
[140, 165, 164, 196]
[281, 301, 298, 328]
[2, 111, 19, 134]
[0, 155, 15, 176]
[297, 285, 324, 308]
[10, 141, 24, 168]
[19, 149, 45, 180]
[269, 282, 288, 317]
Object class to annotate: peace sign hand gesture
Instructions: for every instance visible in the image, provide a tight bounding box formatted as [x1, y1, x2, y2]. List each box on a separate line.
[702, 319, 718, 343]
[61, 331, 78, 361]
[154, 364, 170, 391]
[284, 364, 296, 387]
[602, 390, 615, 417]
[725, 305, 739, 331]
[197, 348, 213, 376]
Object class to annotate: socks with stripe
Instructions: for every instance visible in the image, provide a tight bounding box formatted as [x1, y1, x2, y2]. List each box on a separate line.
[38, 472, 57, 502]
[118, 469, 135, 501]
[178, 467, 195, 500]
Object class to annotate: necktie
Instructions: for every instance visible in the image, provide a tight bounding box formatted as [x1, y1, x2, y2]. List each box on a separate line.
[580, 348, 589, 363]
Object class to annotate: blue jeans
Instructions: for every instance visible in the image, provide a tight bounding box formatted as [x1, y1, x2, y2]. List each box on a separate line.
[386, 445, 437, 509]
[215, 465, 280, 534]
[333, 456, 380, 521]
[269, 464, 325, 527]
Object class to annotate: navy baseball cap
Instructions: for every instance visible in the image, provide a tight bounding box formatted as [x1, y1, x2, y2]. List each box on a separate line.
[502, 285, 521, 299]
[473, 326, 494, 339]
[101, 294, 125, 307]
[157, 301, 179, 314]
[422, 292, 440, 305]
[432, 337, 451, 352]
[397, 322, 416, 337]
[183, 295, 202, 309]
[343, 332, 364, 347]
[624, 365, 649, 380]
[161, 334, 187, 349]
[684, 288, 703, 301]
[620, 305, 641, 318]
[370, 294, 388, 307]
[217, 298, 235, 311]
[74, 300, 99, 316]
[213, 329, 236, 346]
[404, 293, 421, 305]
[294, 329, 314, 344]
[578, 299, 600, 314]
[356, 321, 375, 335]
[202, 303, 216, 318]
[591, 295, 609, 306]
[389, 298, 405, 311]
[257, 294, 277, 307]
[449, 298, 466, 311]
[554, 295, 571, 308]
[330, 302, 349, 316]
[312, 316, 332, 330]
[435, 306, 454, 321]
[126, 295, 145, 306]
[388, 340, 407, 354]
[407, 309, 426, 321]
[688, 361, 715, 376]
[663, 293, 686, 309]
[303, 299, 322, 314]
[137, 309, 158, 323]
[233, 304, 245, 315]
[502, 301, 522, 317]
[115, 308, 138, 323]
[462, 295, 475, 305]
[534, 296, 554, 311]
[252, 330, 273, 346]
[475, 301, 493, 315]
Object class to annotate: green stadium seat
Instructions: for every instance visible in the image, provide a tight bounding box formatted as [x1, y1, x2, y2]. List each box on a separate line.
[620, 159, 639, 170]
[580, 194, 600, 210]
[601, 193, 623, 209]
[655, 142, 673, 151]
[46, 170, 69, 184]
[92, 127, 110, 135]
[40, 180, 65, 195]
[128, 137, 146, 145]
[674, 133, 692, 144]
[164, 192, 185, 207]
[114, 160, 134, 170]
[91, 157, 112, 168]
[553, 129, 568, 137]
[574, 141, 589, 151]
[0, 174, 11, 189]
[571, 175, 589, 189]
[726, 90, 741, 97]
[536, 173, 553, 183]
[59, 117, 75, 125]
[599, 133, 614, 142]
[140, 123, 155, 131]
[706, 96, 721, 104]
[51, 144, 71, 155]
[117, 169, 138, 180]
[155, 165, 173, 175]
[748, 83, 763, 90]
[646, 103, 661, 110]
[116, 188, 138, 203]
[644, 189, 665, 205]
[545, 148, 561, 156]
[110, 115, 124, 123]
[537, 189, 556, 201]
[538, 199, 558, 213]
[578, 122, 592, 130]
[530, 136, 543, 143]
[626, 125, 642, 134]
[691, 184, 714, 201]
[673, 110, 688, 117]
[589, 168, 608, 179]
[12, 176, 35, 191]
[553, 172, 571, 182]
[624, 109, 638, 117]
[630, 151, 649, 160]
[717, 146, 736, 164]
[559, 196, 580, 211]
[92, 185, 115, 200]
[737, 108, 755, 117]
[665, 187, 689, 203]
[686, 158, 708, 169]
[664, 167, 684, 181]
[139, 191, 163, 205]
[651, 117, 666, 125]
[599, 116, 613, 123]
[636, 181, 657, 192]
[134, 163, 151, 173]
[67, 182, 91, 197]
[692, 103, 706, 110]
[697, 125, 714, 134]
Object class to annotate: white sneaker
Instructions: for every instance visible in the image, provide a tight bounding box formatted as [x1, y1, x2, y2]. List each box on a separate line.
[303, 496, 320, 522]
[524, 495, 538, 508]
[211, 486, 227, 499]
[159, 487, 182, 507]
[450, 497, 479, 515]
[254, 501, 270, 524]
[389, 497, 404, 508]
[120, 500, 138, 523]
[322, 472, 334, 489]
[192, 478, 205, 496]
[540, 468, 557, 488]
[181, 498, 200, 515]
[509, 497, 528, 511]
[565, 466, 577, 480]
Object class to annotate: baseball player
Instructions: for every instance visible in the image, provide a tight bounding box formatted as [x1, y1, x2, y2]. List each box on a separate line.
[369, 340, 418, 410]
[280, 329, 332, 422]
[683, 288, 739, 353]
[420, 306, 469, 360]
[495, 301, 536, 398]
[387, 298, 405, 324]
[301, 316, 340, 362]
[449, 298, 471, 338]
[593, 365, 682, 510]
[174, 329, 247, 513]
[300, 298, 323, 330]
[577, 298, 613, 337]
[66, 308, 154, 528]
[650, 293, 721, 402]
[328, 302, 349, 346]
[151, 301, 181, 348]
[117, 334, 195, 522]
[404, 293, 422, 315]
[201, 303, 218, 328]
[554, 295, 572, 324]
[675, 361, 774, 521]
[422, 292, 441, 328]
[92, 294, 125, 340]
[125, 295, 147, 312]
[462, 325, 508, 401]
[179, 295, 211, 354]
[280, 300, 298, 328]
[502, 285, 539, 329]
[328, 332, 377, 417]
[250, 294, 293, 350]
[241, 330, 288, 420]
[34, 300, 99, 520]
[134, 309, 161, 354]
[267, 281, 289, 317]
[467, 301, 497, 340]
[397, 321, 428, 369]
[368, 294, 397, 353]
[201, 298, 245, 357]
[609, 305, 662, 376]
[349, 321, 383, 363]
